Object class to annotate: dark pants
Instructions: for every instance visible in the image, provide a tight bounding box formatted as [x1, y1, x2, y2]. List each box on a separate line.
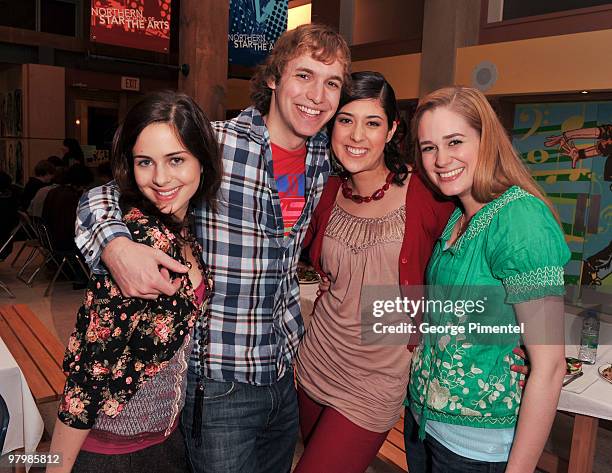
[72, 427, 189, 473]
[404, 409, 507, 473]
[181, 367, 299, 473]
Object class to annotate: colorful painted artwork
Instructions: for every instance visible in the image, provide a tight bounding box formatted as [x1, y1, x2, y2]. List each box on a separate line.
[229, 0, 288, 67]
[512, 102, 612, 299]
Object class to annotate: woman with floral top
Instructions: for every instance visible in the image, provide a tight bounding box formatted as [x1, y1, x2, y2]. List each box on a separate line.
[47, 91, 222, 473]
[404, 86, 570, 473]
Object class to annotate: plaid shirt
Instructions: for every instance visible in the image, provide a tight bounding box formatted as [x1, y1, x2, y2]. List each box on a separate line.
[75, 106, 331, 385]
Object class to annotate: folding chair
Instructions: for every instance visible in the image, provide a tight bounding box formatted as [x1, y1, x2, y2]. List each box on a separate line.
[15, 216, 49, 286]
[0, 210, 40, 266]
[0, 280, 15, 298]
[33, 221, 89, 297]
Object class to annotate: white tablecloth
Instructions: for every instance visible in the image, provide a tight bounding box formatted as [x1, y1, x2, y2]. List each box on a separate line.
[0, 337, 44, 455]
[559, 313, 612, 421]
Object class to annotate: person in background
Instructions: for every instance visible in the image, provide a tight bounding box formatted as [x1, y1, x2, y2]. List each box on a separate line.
[405, 86, 569, 473]
[0, 171, 19, 260]
[47, 91, 221, 473]
[294, 71, 453, 473]
[42, 164, 93, 252]
[72, 23, 350, 473]
[47, 155, 66, 180]
[21, 158, 56, 210]
[62, 138, 85, 167]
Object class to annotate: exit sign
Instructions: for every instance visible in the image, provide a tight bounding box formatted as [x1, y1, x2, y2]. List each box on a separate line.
[121, 77, 140, 91]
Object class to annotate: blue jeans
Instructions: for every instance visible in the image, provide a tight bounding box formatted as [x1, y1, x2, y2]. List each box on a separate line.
[404, 409, 507, 473]
[181, 367, 298, 473]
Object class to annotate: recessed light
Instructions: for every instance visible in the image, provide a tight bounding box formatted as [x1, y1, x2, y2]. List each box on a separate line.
[581, 90, 589, 94]
[75, 119, 81, 125]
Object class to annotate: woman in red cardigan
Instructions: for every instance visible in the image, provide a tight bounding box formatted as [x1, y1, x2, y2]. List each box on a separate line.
[293, 71, 454, 473]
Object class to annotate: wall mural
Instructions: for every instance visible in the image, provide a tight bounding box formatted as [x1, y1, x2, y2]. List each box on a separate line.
[512, 102, 611, 299]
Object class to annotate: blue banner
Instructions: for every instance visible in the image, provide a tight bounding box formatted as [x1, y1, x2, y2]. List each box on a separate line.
[228, 0, 288, 67]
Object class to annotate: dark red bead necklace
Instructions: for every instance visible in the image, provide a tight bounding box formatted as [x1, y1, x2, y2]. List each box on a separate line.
[341, 172, 395, 203]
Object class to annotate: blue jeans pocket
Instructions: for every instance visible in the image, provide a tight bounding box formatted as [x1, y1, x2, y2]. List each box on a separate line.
[202, 378, 236, 399]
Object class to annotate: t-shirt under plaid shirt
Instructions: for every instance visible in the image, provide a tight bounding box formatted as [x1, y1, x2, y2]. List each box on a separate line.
[75, 106, 331, 386]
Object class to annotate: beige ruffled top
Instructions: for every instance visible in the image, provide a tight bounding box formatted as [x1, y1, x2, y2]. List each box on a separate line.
[296, 203, 412, 432]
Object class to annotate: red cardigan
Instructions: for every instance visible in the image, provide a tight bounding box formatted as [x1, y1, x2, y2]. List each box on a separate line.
[303, 172, 454, 287]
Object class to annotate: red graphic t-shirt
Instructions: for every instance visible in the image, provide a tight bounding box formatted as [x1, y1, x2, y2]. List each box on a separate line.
[271, 143, 306, 236]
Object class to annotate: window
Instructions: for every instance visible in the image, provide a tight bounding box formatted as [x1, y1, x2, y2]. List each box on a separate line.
[0, 0, 79, 37]
[41, 0, 77, 36]
[0, 0, 36, 30]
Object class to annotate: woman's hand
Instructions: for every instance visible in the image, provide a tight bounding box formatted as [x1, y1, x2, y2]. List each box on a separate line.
[316, 276, 330, 297]
[511, 346, 529, 389]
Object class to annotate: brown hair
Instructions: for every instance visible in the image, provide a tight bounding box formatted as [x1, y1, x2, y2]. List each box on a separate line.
[412, 86, 559, 221]
[112, 90, 222, 235]
[250, 23, 351, 115]
[34, 159, 56, 177]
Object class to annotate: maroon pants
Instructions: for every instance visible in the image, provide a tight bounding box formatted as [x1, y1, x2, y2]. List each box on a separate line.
[294, 386, 389, 473]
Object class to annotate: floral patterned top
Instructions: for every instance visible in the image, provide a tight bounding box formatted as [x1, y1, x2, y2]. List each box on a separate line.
[409, 187, 570, 430]
[58, 207, 213, 429]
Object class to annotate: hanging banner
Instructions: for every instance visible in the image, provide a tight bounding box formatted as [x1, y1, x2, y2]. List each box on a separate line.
[229, 0, 288, 67]
[90, 0, 172, 53]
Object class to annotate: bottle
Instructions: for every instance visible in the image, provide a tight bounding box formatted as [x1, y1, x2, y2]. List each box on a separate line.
[578, 310, 600, 364]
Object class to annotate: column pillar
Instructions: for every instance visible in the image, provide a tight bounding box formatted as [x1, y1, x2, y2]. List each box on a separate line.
[179, 0, 229, 121]
[419, 0, 481, 95]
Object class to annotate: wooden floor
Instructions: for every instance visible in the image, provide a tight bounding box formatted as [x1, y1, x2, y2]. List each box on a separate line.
[378, 409, 408, 471]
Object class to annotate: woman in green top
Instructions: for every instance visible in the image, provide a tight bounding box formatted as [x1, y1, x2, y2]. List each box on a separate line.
[404, 86, 570, 473]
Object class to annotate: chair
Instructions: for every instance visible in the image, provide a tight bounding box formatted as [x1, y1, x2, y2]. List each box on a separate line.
[33, 221, 89, 297]
[0, 393, 9, 454]
[0, 210, 40, 266]
[0, 279, 15, 298]
[15, 216, 49, 287]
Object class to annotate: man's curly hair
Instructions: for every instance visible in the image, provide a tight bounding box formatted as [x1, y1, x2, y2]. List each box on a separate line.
[250, 23, 351, 115]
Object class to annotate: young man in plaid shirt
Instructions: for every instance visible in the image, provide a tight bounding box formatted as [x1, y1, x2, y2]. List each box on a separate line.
[74, 24, 351, 473]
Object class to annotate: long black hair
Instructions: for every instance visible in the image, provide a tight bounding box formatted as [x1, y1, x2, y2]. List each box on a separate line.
[112, 90, 222, 236]
[329, 71, 410, 185]
[62, 138, 85, 166]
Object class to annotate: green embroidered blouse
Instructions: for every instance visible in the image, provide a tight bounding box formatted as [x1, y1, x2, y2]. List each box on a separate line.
[409, 186, 570, 429]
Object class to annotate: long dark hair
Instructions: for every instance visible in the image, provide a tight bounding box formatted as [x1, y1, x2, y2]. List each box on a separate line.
[329, 71, 409, 185]
[112, 90, 222, 236]
[62, 138, 84, 166]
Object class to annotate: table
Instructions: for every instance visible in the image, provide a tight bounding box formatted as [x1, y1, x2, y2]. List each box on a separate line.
[550, 313, 612, 473]
[0, 336, 44, 456]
